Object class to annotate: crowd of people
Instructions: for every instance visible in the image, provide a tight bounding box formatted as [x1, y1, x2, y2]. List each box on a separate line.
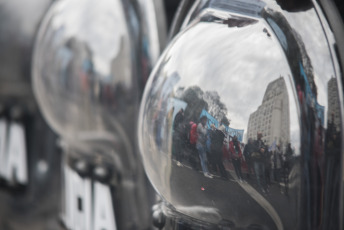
[172, 109, 294, 195]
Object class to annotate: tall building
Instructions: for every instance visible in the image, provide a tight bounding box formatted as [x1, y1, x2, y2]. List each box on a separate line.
[327, 77, 341, 131]
[246, 77, 290, 146]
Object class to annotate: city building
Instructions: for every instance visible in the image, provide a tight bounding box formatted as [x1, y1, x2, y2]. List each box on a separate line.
[246, 77, 290, 146]
[327, 77, 341, 131]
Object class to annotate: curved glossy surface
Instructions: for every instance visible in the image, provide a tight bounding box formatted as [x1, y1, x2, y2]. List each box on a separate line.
[139, 0, 343, 229]
[32, 0, 166, 229]
[33, 0, 135, 148]
[32, 0, 164, 164]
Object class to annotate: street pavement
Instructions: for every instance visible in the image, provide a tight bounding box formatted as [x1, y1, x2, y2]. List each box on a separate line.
[168, 158, 300, 230]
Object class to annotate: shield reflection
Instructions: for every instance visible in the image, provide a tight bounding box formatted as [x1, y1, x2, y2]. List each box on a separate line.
[138, 1, 343, 229]
[32, 0, 166, 229]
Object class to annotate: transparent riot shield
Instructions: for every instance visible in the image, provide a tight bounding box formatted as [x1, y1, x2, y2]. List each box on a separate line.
[138, 0, 344, 229]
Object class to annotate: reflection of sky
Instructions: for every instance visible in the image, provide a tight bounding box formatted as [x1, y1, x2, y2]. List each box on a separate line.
[162, 18, 300, 153]
[165, 21, 287, 128]
[51, 0, 128, 76]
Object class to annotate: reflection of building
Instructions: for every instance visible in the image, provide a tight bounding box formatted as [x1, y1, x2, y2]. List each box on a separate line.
[247, 77, 290, 146]
[110, 36, 131, 87]
[327, 77, 341, 131]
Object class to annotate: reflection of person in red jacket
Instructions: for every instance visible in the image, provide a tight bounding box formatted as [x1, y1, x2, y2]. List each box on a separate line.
[187, 121, 199, 170]
[189, 122, 198, 145]
[229, 136, 244, 181]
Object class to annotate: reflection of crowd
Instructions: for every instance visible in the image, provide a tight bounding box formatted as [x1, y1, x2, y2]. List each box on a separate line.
[172, 111, 294, 195]
[243, 133, 294, 194]
[209, 124, 228, 180]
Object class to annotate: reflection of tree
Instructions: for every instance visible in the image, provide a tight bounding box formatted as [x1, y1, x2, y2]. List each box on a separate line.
[178, 86, 230, 124]
[180, 86, 208, 122]
[204, 91, 229, 124]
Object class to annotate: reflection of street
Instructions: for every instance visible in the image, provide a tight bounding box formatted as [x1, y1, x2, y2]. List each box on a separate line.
[169, 159, 299, 230]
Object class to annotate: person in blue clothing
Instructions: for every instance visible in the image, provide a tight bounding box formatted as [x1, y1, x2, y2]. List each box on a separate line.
[251, 132, 268, 194]
[196, 116, 212, 178]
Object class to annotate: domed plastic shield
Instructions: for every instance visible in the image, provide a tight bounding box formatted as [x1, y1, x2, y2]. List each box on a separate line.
[138, 1, 344, 229]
